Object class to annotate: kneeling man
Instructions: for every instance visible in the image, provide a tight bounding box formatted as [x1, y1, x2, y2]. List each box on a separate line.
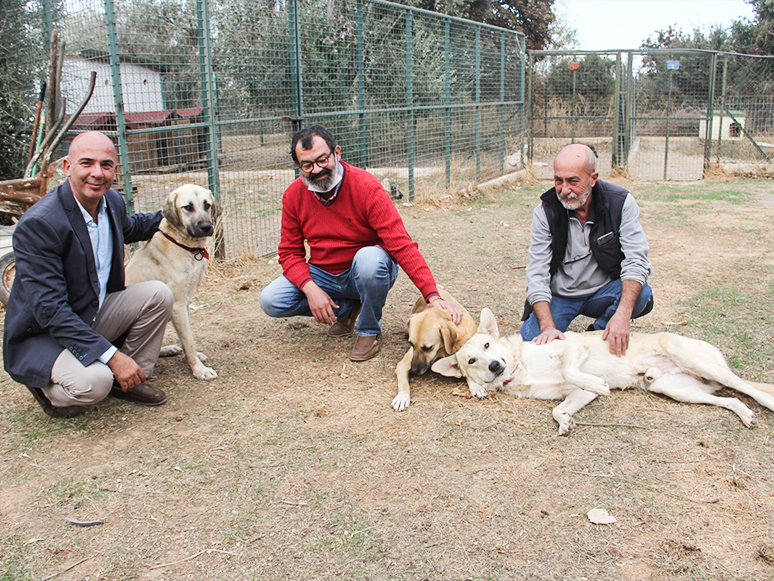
[520, 143, 654, 356]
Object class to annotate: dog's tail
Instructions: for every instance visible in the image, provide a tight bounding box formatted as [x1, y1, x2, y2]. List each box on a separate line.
[748, 381, 774, 396]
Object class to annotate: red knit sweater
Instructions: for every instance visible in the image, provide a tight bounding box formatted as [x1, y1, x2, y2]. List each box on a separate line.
[278, 161, 439, 301]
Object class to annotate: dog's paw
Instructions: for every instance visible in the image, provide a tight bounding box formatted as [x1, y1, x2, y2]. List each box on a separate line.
[159, 345, 183, 357]
[197, 351, 209, 362]
[391, 393, 410, 411]
[193, 363, 218, 381]
[557, 415, 575, 436]
[583, 378, 610, 395]
[469, 384, 489, 400]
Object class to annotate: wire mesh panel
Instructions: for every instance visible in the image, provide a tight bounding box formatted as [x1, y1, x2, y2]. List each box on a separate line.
[630, 50, 714, 181]
[38, 0, 525, 259]
[710, 53, 774, 172]
[528, 50, 621, 180]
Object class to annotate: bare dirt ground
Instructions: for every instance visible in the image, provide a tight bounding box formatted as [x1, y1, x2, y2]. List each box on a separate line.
[2, 178, 774, 581]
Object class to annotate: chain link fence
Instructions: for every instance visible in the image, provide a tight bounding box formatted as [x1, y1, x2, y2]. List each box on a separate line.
[32, 0, 526, 258]
[528, 49, 774, 181]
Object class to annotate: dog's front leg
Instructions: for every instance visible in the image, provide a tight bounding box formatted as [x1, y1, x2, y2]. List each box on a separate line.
[170, 301, 218, 380]
[392, 348, 413, 411]
[552, 389, 599, 435]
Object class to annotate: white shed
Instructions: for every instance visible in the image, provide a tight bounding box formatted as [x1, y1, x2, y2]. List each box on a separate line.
[699, 110, 746, 141]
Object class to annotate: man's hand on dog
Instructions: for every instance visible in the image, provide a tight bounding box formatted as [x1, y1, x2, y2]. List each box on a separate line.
[428, 296, 463, 325]
[532, 327, 565, 344]
[303, 282, 340, 325]
[602, 312, 630, 357]
[108, 352, 146, 391]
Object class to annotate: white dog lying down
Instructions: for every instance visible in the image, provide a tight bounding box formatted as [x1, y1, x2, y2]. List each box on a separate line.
[432, 308, 774, 435]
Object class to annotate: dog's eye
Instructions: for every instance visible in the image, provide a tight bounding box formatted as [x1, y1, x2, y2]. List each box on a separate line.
[468, 358, 476, 365]
[484, 342, 489, 349]
[182, 204, 193, 212]
[421, 345, 433, 352]
[204, 201, 211, 210]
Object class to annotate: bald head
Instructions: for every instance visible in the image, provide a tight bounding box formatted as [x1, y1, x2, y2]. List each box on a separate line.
[554, 143, 597, 175]
[68, 131, 117, 161]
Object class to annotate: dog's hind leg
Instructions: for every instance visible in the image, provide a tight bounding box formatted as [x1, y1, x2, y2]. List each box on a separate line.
[647, 373, 756, 427]
[561, 344, 610, 395]
[393, 348, 413, 411]
[552, 389, 599, 435]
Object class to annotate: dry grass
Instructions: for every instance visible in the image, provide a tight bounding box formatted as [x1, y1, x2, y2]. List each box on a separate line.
[1, 178, 774, 580]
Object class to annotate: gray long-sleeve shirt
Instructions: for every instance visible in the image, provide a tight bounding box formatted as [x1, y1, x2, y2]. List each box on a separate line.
[525, 192, 651, 305]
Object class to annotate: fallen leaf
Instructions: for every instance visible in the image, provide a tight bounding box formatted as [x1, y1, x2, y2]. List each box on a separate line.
[587, 508, 617, 525]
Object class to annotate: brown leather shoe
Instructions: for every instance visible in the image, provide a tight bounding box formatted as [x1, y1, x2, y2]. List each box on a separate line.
[350, 332, 382, 361]
[328, 300, 362, 336]
[25, 386, 84, 418]
[110, 383, 168, 406]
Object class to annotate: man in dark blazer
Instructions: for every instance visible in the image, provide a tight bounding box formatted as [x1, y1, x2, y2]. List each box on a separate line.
[3, 131, 174, 418]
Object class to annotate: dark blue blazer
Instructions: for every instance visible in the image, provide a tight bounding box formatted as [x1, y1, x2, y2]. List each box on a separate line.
[3, 180, 162, 388]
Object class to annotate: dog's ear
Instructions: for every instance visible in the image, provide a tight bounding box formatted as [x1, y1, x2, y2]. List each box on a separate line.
[440, 324, 457, 355]
[477, 308, 499, 338]
[163, 187, 182, 227]
[432, 354, 463, 378]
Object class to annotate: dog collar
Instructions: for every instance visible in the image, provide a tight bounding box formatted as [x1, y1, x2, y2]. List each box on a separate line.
[160, 230, 210, 261]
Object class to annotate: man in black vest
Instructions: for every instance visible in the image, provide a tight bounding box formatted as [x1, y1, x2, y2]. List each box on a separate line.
[520, 144, 653, 356]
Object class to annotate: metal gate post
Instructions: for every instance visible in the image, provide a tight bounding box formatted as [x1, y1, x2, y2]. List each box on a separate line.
[664, 65, 674, 180]
[288, 0, 304, 138]
[717, 54, 728, 162]
[196, 0, 223, 257]
[500, 32, 505, 173]
[357, 0, 366, 169]
[519, 35, 526, 167]
[475, 26, 481, 182]
[527, 50, 534, 165]
[444, 18, 451, 188]
[703, 52, 718, 174]
[612, 52, 621, 168]
[624, 51, 633, 170]
[406, 10, 414, 201]
[104, 0, 134, 212]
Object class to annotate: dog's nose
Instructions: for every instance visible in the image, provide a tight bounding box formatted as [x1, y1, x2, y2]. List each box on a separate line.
[200, 222, 213, 234]
[488, 360, 504, 375]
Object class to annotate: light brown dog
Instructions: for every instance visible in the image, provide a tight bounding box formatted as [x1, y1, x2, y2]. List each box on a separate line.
[392, 289, 476, 411]
[125, 184, 217, 380]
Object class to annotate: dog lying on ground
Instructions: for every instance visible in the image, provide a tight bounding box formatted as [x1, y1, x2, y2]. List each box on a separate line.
[432, 308, 774, 435]
[126, 184, 218, 380]
[392, 289, 476, 411]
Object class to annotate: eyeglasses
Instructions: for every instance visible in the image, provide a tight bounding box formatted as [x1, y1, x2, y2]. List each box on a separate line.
[298, 150, 335, 172]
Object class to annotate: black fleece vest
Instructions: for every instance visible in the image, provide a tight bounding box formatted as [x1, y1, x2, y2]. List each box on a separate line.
[542, 179, 628, 279]
[521, 180, 628, 321]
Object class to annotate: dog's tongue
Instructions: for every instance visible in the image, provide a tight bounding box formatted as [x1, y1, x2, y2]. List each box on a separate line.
[502, 378, 512, 386]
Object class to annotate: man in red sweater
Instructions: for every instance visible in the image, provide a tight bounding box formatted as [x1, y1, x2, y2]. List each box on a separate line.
[260, 125, 461, 361]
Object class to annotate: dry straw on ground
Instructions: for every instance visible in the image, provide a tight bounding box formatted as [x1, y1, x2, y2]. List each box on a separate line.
[1, 178, 774, 580]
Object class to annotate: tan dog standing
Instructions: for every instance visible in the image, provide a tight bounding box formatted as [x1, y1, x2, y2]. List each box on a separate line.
[126, 184, 217, 380]
[392, 289, 476, 411]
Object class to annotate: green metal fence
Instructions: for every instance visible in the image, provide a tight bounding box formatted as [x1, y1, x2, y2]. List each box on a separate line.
[528, 49, 774, 181]
[37, 0, 526, 258]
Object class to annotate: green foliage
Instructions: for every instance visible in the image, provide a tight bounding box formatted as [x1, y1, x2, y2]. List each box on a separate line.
[546, 54, 616, 117]
[0, 0, 48, 180]
[408, 0, 556, 50]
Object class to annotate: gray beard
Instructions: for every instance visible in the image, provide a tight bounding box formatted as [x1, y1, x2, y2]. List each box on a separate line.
[302, 162, 340, 193]
[557, 189, 591, 210]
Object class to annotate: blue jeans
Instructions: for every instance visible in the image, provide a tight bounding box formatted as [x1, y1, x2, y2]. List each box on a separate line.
[519, 280, 653, 341]
[260, 246, 399, 336]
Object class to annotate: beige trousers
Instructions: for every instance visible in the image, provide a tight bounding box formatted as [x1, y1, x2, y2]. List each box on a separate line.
[43, 281, 173, 407]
